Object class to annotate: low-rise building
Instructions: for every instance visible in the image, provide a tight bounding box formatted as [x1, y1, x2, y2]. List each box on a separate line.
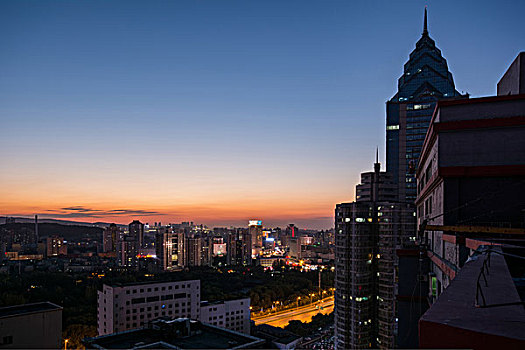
[200, 298, 250, 334]
[0, 302, 62, 349]
[98, 280, 251, 336]
[98, 280, 200, 335]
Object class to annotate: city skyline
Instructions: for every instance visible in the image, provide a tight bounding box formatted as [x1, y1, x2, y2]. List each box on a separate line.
[2, 1, 524, 230]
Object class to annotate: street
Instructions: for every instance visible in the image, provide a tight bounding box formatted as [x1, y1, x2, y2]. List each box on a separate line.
[252, 296, 334, 328]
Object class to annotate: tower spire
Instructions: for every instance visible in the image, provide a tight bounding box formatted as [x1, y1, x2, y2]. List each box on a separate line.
[423, 6, 428, 36]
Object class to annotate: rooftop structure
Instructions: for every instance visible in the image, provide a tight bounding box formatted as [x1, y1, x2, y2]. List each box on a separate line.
[419, 246, 525, 348]
[85, 318, 265, 350]
[0, 302, 62, 349]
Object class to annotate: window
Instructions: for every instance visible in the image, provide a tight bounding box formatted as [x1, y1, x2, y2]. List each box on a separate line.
[386, 125, 399, 130]
[3, 336, 13, 345]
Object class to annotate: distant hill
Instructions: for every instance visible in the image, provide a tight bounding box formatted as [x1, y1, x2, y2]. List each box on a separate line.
[0, 222, 103, 241]
[1, 216, 126, 229]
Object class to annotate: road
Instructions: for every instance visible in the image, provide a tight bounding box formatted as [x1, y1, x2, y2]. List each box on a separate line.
[252, 296, 334, 328]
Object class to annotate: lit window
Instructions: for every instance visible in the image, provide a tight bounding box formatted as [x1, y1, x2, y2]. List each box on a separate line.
[386, 125, 399, 130]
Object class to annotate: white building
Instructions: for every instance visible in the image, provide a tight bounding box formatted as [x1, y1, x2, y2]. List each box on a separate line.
[200, 298, 251, 334]
[98, 280, 200, 335]
[97, 280, 251, 336]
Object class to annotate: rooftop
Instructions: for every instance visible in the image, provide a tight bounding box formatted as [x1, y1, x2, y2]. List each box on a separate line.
[84, 318, 264, 350]
[0, 301, 62, 319]
[419, 246, 525, 348]
[108, 279, 200, 288]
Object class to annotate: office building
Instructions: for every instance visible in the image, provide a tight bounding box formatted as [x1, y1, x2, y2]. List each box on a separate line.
[386, 8, 466, 203]
[335, 159, 415, 349]
[97, 280, 201, 335]
[97, 280, 251, 336]
[0, 302, 62, 349]
[85, 318, 264, 350]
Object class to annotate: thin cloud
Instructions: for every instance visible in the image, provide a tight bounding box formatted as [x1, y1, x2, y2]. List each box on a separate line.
[37, 206, 166, 218]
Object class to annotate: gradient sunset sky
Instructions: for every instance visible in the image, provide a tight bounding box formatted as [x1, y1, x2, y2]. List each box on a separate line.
[1, 0, 524, 229]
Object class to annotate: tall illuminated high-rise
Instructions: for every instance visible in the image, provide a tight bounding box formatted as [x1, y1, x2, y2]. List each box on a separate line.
[248, 220, 263, 257]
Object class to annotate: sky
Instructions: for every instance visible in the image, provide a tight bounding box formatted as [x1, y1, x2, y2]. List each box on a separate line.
[1, 0, 524, 229]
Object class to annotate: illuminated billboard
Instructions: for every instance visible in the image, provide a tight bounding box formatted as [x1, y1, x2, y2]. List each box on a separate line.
[248, 220, 262, 226]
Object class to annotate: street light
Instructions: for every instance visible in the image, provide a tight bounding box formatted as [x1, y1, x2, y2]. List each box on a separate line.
[64, 339, 69, 350]
[296, 296, 301, 308]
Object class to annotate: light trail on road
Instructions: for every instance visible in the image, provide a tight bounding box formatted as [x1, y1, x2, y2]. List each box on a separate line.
[252, 296, 334, 328]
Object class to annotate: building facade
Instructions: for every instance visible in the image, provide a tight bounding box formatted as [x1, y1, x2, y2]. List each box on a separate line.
[200, 298, 251, 334]
[386, 9, 465, 203]
[415, 55, 525, 347]
[46, 235, 67, 257]
[416, 92, 525, 295]
[155, 228, 185, 271]
[249, 220, 263, 257]
[102, 223, 120, 253]
[97, 280, 201, 335]
[97, 280, 251, 336]
[117, 235, 139, 268]
[356, 152, 397, 202]
[129, 220, 144, 248]
[0, 302, 62, 349]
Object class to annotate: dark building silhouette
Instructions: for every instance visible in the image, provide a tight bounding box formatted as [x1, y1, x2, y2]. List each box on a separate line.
[102, 223, 120, 253]
[129, 220, 145, 248]
[335, 158, 415, 349]
[356, 150, 397, 202]
[497, 51, 525, 96]
[386, 8, 466, 203]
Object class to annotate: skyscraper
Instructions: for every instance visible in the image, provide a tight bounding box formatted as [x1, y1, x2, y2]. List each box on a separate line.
[386, 8, 466, 203]
[335, 159, 415, 349]
[248, 220, 263, 257]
